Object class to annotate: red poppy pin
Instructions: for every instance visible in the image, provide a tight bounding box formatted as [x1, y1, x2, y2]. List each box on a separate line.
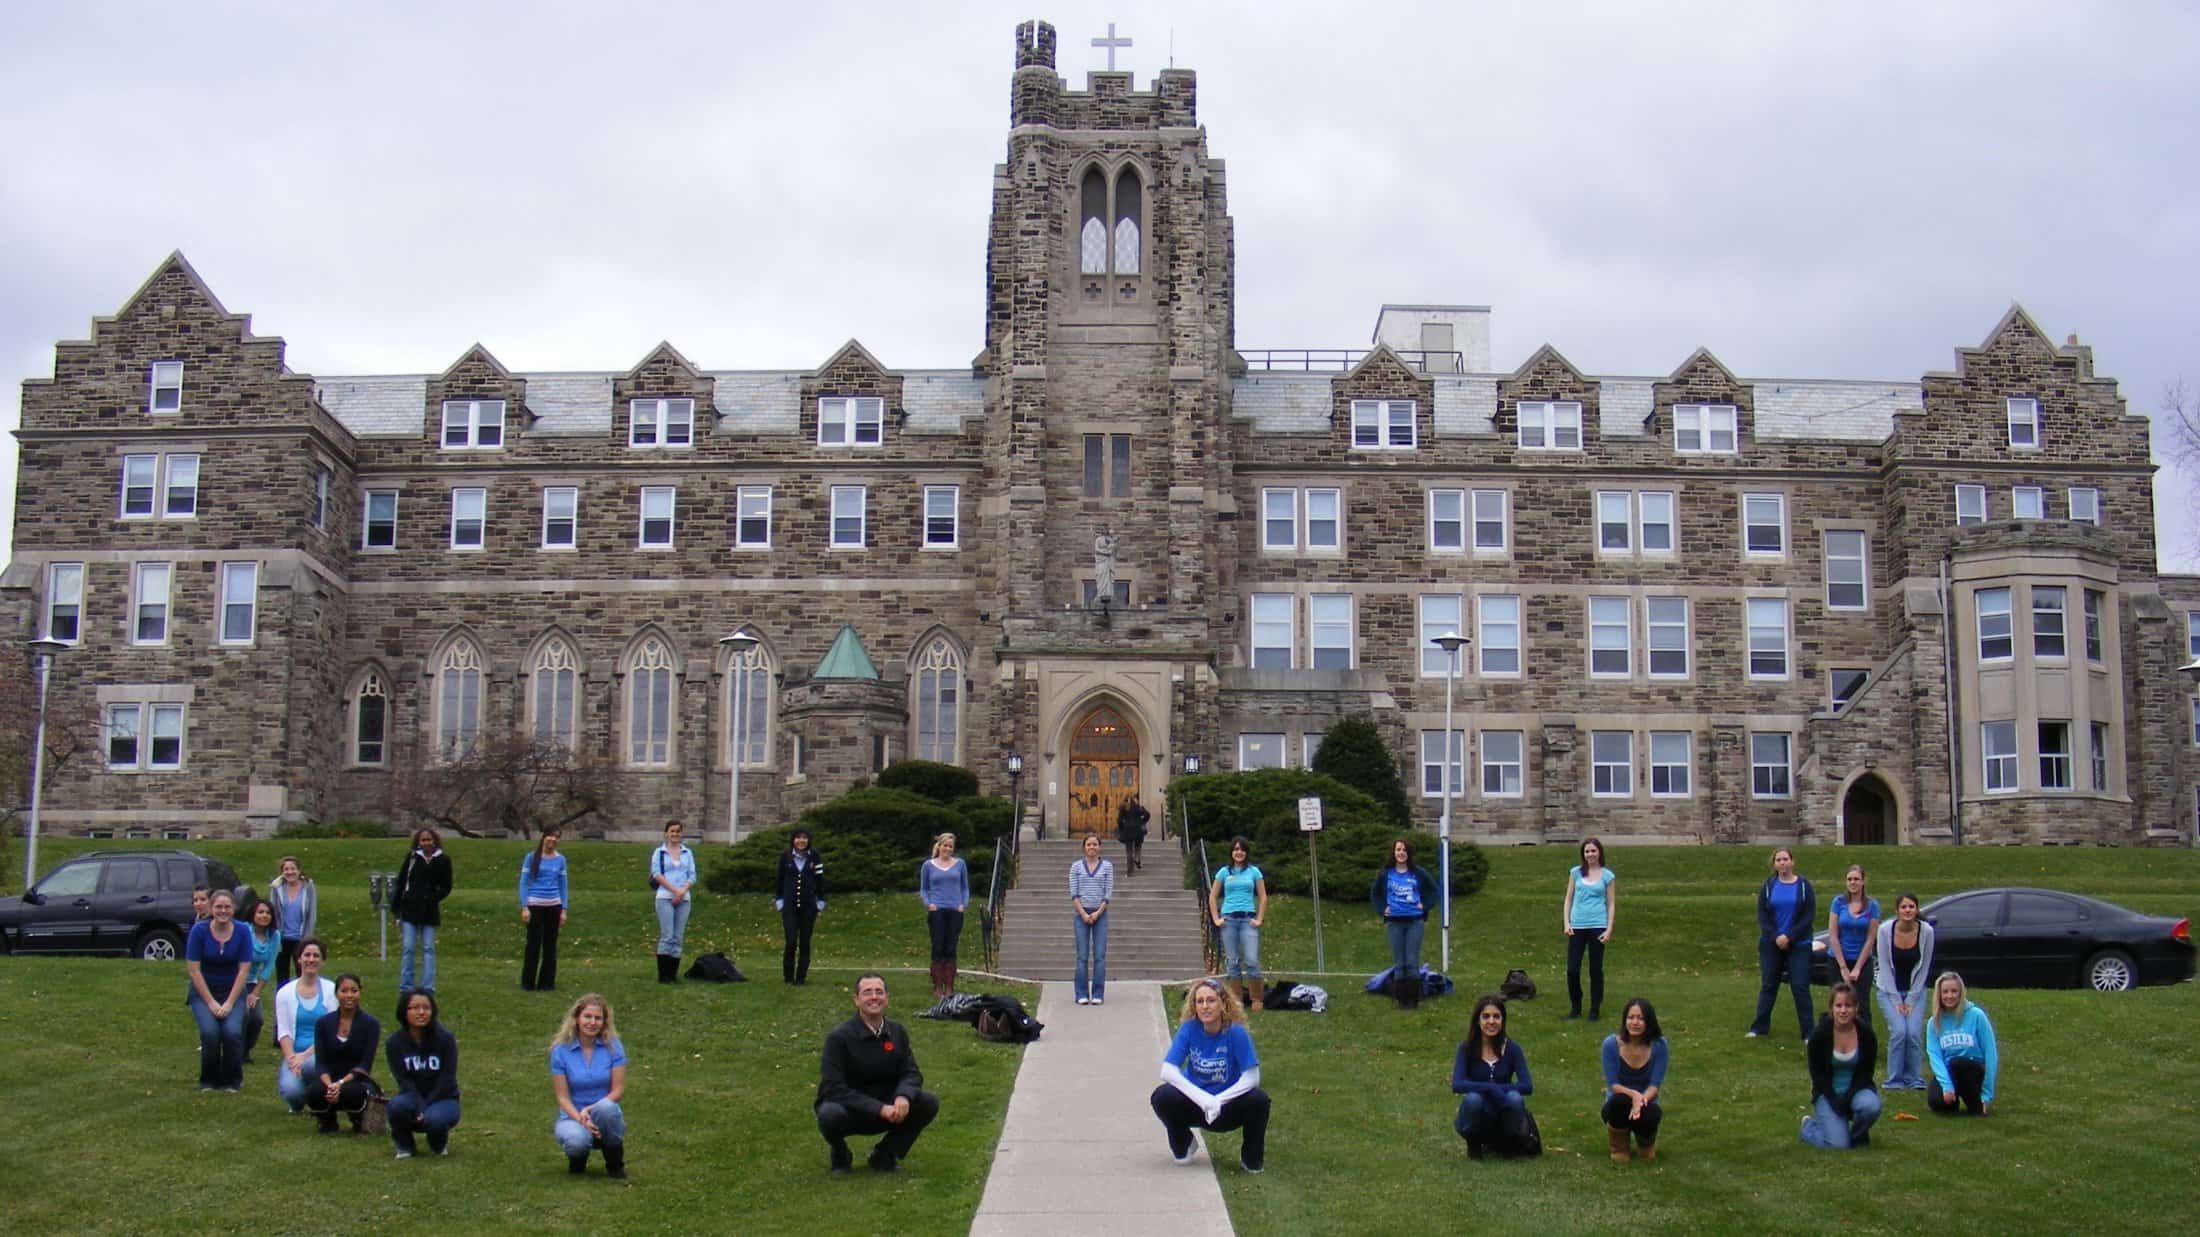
[883, 1041, 895, 1052]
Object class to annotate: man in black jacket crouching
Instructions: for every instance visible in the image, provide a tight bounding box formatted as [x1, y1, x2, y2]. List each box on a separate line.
[815, 973, 940, 1173]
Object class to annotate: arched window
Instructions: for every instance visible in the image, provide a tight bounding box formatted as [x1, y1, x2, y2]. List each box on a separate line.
[434, 641, 483, 761]
[1080, 167, 1109, 275]
[626, 637, 677, 767]
[725, 640, 774, 768]
[1112, 166, 1142, 275]
[531, 639, 580, 749]
[911, 639, 962, 764]
[353, 670, 387, 766]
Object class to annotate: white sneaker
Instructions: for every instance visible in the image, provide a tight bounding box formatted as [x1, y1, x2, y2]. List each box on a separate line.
[1092, 997, 1105, 1006]
[1076, 996, 1090, 1005]
[394, 1149, 413, 1160]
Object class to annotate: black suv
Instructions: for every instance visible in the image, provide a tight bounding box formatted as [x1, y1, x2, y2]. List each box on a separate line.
[0, 850, 242, 960]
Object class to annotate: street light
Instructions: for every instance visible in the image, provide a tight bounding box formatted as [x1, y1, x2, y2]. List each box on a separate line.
[1005, 753, 1024, 848]
[1431, 630, 1470, 975]
[718, 629, 761, 845]
[22, 638, 68, 889]
[2181, 658, 2200, 688]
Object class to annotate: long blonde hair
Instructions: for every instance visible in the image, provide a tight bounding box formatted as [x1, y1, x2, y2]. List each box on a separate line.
[931, 832, 957, 861]
[553, 993, 619, 1049]
[1926, 971, 1971, 1035]
[1176, 977, 1247, 1028]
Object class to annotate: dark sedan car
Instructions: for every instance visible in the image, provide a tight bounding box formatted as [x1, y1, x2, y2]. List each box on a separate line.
[1814, 887, 2194, 992]
[0, 850, 241, 960]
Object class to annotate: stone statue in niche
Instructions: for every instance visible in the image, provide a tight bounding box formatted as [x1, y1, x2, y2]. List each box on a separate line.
[1093, 527, 1117, 604]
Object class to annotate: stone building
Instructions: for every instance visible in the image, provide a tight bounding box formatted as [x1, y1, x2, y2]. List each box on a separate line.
[8, 20, 2195, 846]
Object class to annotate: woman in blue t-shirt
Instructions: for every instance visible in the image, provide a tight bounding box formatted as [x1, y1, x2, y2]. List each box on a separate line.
[519, 828, 569, 992]
[1825, 864, 1880, 1030]
[184, 889, 255, 1091]
[1560, 837, 1617, 1021]
[1150, 978, 1270, 1173]
[1208, 837, 1267, 1011]
[1601, 997, 1669, 1162]
[241, 896, 281, 1064]
[1749, 848, 1815, 1040]
[1368, 839, 1440, 1008]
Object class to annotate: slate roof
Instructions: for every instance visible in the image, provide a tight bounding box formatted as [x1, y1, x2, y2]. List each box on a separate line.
[523, 373, 613, 435]
[707, 371, 803, 433]
[315, 376, 427, 437]
[1751, 380, 1922, 441]
[1432, 375, 1497, 435]
[901, 371, 986, 433]
[1597, 380, 1656, 438]
[1229, 372, 1330, 431]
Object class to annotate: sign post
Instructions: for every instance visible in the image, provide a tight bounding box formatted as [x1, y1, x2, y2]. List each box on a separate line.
[1298, 796, 1325, 973]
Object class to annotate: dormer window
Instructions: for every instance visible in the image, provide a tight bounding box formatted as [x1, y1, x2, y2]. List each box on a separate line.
[1674, 404, 1737, 454]
[2006, 397, 2040, 449]
[149, 361, 183, 413]
[631, 398, 694, 448]
[818, 396, 883, 447]
[1517, 401, 1582, 450]
[1351, 400, 1416, 450]
[442, 399, 505, 449]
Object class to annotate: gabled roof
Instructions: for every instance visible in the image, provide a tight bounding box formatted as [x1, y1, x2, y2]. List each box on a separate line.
[816, 338, 890, 377]
[812, 625, 880, 681]
[624, 340, 701, 380]
[1664, 346, 1739, 386]
[118, 250, 233, 319]
[1508, 343, 1586, 382]
[1340, 343, 1421, 383]
[438, 343, 514, 381]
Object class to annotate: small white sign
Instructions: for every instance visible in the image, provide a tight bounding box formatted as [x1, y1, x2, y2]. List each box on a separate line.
[1297, 796, 1324, 832]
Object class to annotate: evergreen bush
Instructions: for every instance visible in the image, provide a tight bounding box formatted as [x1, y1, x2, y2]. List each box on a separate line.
[1308, 714, 1412, 830]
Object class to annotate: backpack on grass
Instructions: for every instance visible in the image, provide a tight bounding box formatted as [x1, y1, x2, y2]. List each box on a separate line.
[685, 952, 747, 982]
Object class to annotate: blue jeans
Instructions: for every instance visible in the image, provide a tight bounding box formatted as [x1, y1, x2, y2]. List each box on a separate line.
[388, 1094, 461, 1155]
[276, 1049, 318, 1109]
[1220, 914, 1261, 980]
[1073, 909, 1108, 1001]
[1800, 1090, 1881, 1149]
[654, 897, 692, 957]
[1386, 917, 1426, 977]
[555, 1099, 626, 1157]
[187, 990, 247, 1088]
[1453, 1089, 1525, 1143]
[1877, 989, 1928, 1088]
[1750, 936, 1814, 1038]
[399, 921, 437, 993]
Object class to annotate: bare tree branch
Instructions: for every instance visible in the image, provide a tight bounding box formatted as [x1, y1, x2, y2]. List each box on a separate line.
[391, 733, 630, 840]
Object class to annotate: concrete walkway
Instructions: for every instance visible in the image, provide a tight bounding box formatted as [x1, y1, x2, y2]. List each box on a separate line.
[970, 982, 1233, 1236]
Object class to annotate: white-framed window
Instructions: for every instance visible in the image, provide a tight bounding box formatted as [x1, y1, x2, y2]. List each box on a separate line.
[441, 399, 505, 449]
[1646, 595, 1690, 679]
[2012, 486, 2044, 520]
[729, 639, 776, 767]
[629, 397, 694, 448]
[2189, 611, 2200, 659]
[1249, 594, 1294, 669]
[1083, 433, 1132, 498]
[626, 637, 677, 767]
[435, 641, 483, 761]
[818, 396, 884, 447]
[163, 454, 199, 518]
[639, 485, 677, 548]
[1982, 720, 2017, 792]
[1976, 587, 2013, 662]
[1308, 594, 1353, 669]
[736, 485, 772, 548]
[1830, 667, 1869, 712]
[1478, 594, 1521, 676]
[1639, 491, 1675, 554]
[44, 563, 83, 644]
[542, 486, 578, 549]
[450, 488, 486, 550]
[1742, 493, 1786, 556]
[149, 704, 181, 769]
[1824, 530, 1868, 610]
[106, 704, 138, 769]
[2006, 397, 2039, 449]
[1674, 403, 1738, 454]
[1955, 484, 1987, 526]
[1480, 730, 1524, 797]
[1427, 489, 1464, 553]
[1238, 733, 1287, 770]
[2083, 589, 2104, 663]
[1750, 732, 1792, 798]
[531, 640, 580, 750]
[149, 361, 184, 413]
[1419, 594, 1464, 677]
[1351, 399, 1416, 450]
[1596, 491, 1633, 553]
[216, 561, 257, 645]
[1472, 489, 1508, 551]
[2089, 722, 2109, 793]
[352, 670, 387, 766]
[1746, 596, 1789, 679]
[121, 454, 156, 518]
[2038, 721, 2072, 790]
[121, 454, 194, 519]
[1262, 488, 1297, 551]
[1518, 401, 1582, 450]
[1589, 595, 1632, 678]
[107, 702, 184, 771]
[2067, 487, 2100, 525]
[1650, 730, 1692, 797]
[131, 562, 171, 646]
[1591, 731, 1633, 797]
[312, 467, 328, 531]
[1304, 488, 1341, 552]
[2032, 586, 2066, 658]
[1301, 731, 1325, 768]
[829, 485, 866, 549]
[1419, 729, 1466, 798]
[910, 639, 959, 765]
[2192, 698, 2199, 748]
[363, 489, 398, 550]
[923, 485, 960, 548]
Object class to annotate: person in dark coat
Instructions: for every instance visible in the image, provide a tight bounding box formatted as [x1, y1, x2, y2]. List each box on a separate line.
[775, 829, 826, 985]
[307, 974, 381, 1134]
[392, 828, 453, 998]
[1800, 982, 1880, 1149]
[1115, 798, 1151, 872]
[815, 973, 939, 1173]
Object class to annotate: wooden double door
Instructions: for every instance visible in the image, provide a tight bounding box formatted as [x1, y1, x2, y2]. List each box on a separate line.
[1066, 705, 1140, 839]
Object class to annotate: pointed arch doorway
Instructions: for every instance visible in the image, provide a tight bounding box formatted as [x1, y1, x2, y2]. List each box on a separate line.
[1842, 773, 1896, 845]
[1067, 704, 1140, 839]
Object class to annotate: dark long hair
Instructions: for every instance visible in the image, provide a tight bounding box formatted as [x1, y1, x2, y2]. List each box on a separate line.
[528, 826, 560, 878]
[400, 989, 441, 1041]
[1391, 837, 1415, 869]
[1464, 993, 1508, 1059]
[1227, 836, 1252, 871]
[1619, 997, 1662, 1045]
[1578, 837, 1606, 871]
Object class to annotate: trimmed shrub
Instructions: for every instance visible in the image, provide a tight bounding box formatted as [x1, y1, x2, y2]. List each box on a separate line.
[1169, 769, 1488, 901]
[875, 759, 978, 803]
[1308, 714, 1412, 830]
[702, 785, 1016, 896]
[277, 819, 395, 839]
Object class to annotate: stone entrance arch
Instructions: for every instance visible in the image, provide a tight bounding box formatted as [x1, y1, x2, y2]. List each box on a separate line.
[1839, 771, 1898, 845]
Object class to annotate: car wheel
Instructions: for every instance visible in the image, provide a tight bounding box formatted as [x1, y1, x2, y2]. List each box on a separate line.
[137, 928, 183, 962]
[2085, 948, 2136, 992]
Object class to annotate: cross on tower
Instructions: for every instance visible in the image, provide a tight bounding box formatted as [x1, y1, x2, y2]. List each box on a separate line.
[1092, 23, 1132, 71]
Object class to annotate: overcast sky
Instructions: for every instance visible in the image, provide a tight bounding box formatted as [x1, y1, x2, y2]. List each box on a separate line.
[6, 1, 2197, 567]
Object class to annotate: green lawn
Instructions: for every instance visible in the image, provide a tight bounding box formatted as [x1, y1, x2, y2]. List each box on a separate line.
[0, 837, 1030, 1236]
[1191, 844, 2200, 1235]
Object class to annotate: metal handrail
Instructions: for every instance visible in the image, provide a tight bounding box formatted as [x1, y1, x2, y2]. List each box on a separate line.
[1240, 348, 1466, 374]
[981, 843, 1005, 973]
[1195, 837, 1220, 975]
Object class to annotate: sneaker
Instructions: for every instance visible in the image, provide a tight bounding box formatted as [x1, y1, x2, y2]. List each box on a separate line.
[867, 1147, 899, 1174]
[1076, 996, 1090, 1005]
[1167, 1127, 1194, 1163]
[1091, 997, 1104, 1006]
[1745, 1030, 1762, 1038]
[394, 1149, 414, 1160]
[1240, 1156, 1264, 1174]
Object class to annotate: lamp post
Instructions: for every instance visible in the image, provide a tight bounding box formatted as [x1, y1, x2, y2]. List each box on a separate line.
[1006, 752, 1024, 848]
[1179, 754, 1201, 848]
[1431, 631, 1470, 974]
[21, 638, 67, 889]
[718, 629, 760, 845]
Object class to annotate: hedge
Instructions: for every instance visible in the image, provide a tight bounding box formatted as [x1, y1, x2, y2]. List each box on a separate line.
[1168, 769, 1487, 900]
[704, 786, 1015, 896]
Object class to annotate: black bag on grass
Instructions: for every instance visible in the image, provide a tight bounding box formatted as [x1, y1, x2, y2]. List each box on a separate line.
[685, 952, 747, 982]
[1500, 968, 1537, 1001]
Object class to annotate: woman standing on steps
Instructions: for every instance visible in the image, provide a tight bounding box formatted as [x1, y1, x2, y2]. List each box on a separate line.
[649, 820, 698, 984]
[519, 827, 569, 992]
[1210, 837, 1267, 1012]
[776, 829, 826, 985]
[1560, 837, 1616, 1021]
[1069, 832, 1114, 1006]
[920, 833, 968, 997]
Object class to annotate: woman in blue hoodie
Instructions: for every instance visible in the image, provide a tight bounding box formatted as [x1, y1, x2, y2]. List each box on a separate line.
[1451, 994, 1535, 1159]
[1924, 971, 1997, 1116]
[1748, 848, 1815, 1040]
[385, 990, 461, 1158]
[519, 827, 569, 992]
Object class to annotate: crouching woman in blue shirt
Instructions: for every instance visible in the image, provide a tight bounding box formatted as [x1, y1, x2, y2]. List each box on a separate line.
[1452, 994, 1536, 1159]
[385, 990, 461, 1159]
[1601, 997, 1668, 1162]
[551, 993, 628, 1178]
[1150, 978, 1271, 1173]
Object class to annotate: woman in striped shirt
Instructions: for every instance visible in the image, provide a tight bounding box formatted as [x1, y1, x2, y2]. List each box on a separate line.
[1069, 833, 1114, 1006]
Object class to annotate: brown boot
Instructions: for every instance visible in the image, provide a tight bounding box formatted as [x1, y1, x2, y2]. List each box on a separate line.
[1636, 1137, 1656, 1162]
[944, 962, 957, 995]
[1249, 978, 1265, 1011]
[1236, 982, 1251, 1010]
[928, 962, 944, 997]
[1608, 1127, 1632, 1164]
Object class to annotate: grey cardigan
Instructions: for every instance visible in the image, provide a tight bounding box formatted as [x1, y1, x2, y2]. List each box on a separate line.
[1874, 918, 1934, 1006]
